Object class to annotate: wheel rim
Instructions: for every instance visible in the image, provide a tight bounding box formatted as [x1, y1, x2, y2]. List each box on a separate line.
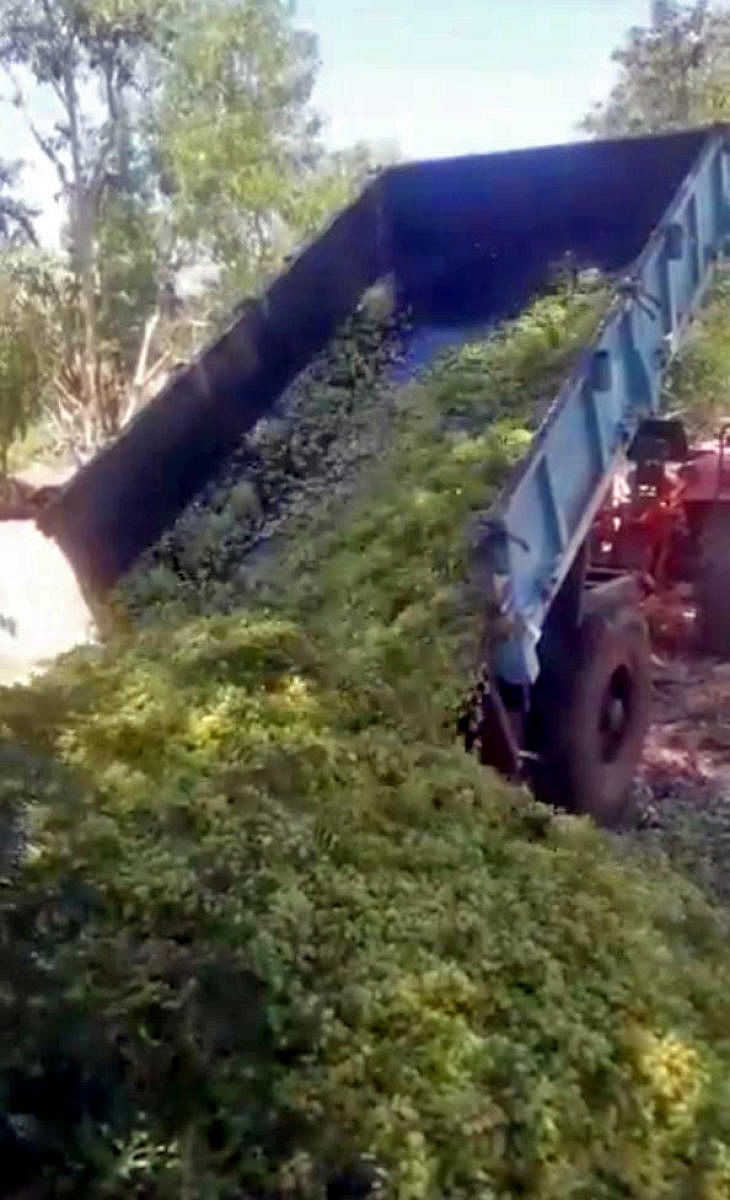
[598, 665, 633, 763]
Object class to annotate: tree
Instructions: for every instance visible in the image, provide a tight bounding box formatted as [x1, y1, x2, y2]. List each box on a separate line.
[0, 0, 174, 444]
[194, 138, 402, 325]
[0, 1, 387, 463]
[582, 1, 730, 137]
[0, 0, 330, 456]
[156, 0, 322, 294]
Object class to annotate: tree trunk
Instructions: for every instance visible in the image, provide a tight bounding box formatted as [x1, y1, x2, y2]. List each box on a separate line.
[76, 191, 100, 429]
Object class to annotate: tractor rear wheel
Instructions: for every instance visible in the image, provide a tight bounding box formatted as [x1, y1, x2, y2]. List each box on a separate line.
[697, 503, 730, 657]
[527, 607, 651, 826]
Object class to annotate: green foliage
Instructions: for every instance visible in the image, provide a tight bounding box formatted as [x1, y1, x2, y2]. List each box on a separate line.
[3, 636, 730, 1197]
[95, 184, 161, 370]
[0, 0, 165, 81]
[582, 1, 730, 137]
[6, 414, 56, 472]
[0, 250, 58, 474]
[426, 280, 606, 434]
[664, 267, 730, 433]
[157, 0, 321, 289]
[124, 281, 608, 623]
[284, 141, 400, 243]
[0, 0, 187, 450]
[6, 284, 730, 1195]
[0, 0, 393, 463]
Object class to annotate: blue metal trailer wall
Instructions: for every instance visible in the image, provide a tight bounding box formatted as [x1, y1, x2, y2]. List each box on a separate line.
[39, 127, 714, 596]
[485, 130, 729, 686]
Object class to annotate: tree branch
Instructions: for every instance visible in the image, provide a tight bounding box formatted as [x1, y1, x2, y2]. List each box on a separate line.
[1, 65, 69, 192]
[0, 198, 39, 246]
[89, 57, 124, 201]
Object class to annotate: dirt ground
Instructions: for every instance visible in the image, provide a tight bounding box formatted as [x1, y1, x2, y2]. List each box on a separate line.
[0, 520, 95, 686]
[642, 656, 730, 796]
[630, 643, 730, 907]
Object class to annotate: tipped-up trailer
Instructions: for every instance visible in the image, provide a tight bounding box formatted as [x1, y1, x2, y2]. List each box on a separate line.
[38, 126, 730, 823]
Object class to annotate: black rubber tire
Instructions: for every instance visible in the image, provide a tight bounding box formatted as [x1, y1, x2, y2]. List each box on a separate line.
[527, 607, 651, 827]
[697, 503, 730, 658]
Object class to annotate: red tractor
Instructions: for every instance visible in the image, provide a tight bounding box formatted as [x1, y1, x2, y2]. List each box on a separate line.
[591, 418, 730, 655]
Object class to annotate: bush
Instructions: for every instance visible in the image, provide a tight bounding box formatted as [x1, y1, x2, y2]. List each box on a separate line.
[4, 281, 730, 1197]
[664, 265, 730, 435]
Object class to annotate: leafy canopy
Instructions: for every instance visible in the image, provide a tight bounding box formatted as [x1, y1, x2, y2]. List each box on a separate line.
[582, 1, 730, 137]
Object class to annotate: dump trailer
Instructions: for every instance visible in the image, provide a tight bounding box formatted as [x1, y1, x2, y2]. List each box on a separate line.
[38, 125, 730, 823]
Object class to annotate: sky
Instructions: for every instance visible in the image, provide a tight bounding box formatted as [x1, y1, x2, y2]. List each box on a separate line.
[4, 0, 667, 245]
[299, 0, 655, 159]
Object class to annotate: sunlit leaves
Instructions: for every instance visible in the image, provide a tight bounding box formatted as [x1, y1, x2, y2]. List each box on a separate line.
[156, 0, 321, 285]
